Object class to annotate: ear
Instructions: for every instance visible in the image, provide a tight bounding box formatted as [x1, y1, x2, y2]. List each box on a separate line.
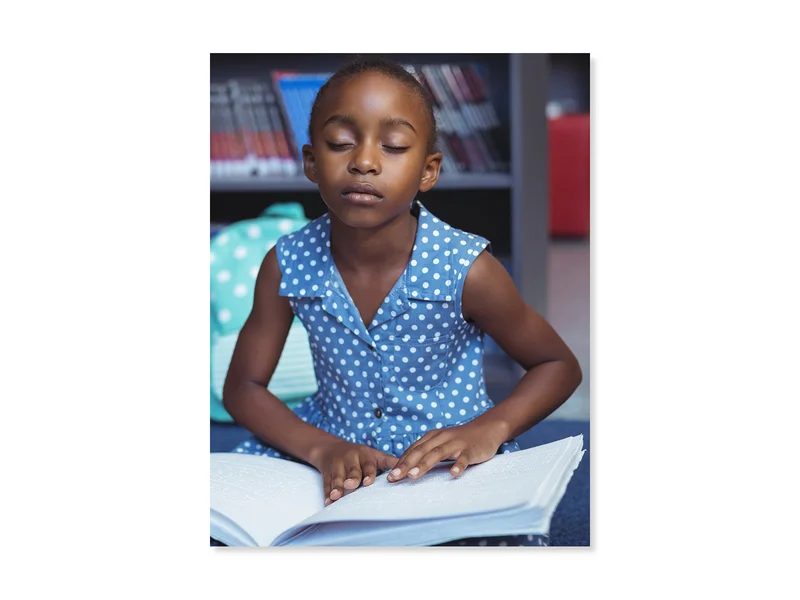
[302, 144, 318, 184]
[419, 151, 443, 192]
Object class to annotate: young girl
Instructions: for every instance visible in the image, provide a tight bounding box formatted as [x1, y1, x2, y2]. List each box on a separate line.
[222, 57, 582, 547]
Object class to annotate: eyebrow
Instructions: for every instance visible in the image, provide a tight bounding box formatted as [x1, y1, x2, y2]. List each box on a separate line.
[321, 114, 417, 134]
[321, 114, 357, 129]
[382, 117, 417, 134]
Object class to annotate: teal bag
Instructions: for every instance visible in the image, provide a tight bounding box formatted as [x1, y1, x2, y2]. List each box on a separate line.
[210, 203, 317, 422]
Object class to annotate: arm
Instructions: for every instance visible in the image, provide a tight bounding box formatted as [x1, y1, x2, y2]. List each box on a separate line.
[222, 246, 342, 466]
[223, 247, 396, 502]
[459, 249, 583, 441]
[387, 250, 582, 482]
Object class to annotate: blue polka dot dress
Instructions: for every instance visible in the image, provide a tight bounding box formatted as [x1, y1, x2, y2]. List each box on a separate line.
[232, 200, 547, 547]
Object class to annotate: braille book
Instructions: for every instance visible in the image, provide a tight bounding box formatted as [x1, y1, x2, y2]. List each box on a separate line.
[210, 435, 584, 546]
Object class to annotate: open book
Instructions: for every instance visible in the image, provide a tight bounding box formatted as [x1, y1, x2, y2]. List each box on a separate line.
[210, 435, 585, 547]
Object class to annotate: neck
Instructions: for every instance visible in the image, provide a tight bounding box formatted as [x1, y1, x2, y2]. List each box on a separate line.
[329, 209, 418, 272]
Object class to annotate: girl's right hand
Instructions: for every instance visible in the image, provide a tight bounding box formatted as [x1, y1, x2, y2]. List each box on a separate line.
[308, 440, 398, 505]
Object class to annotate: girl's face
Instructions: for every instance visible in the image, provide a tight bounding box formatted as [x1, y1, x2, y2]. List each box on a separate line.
[303, 72, 442, 229]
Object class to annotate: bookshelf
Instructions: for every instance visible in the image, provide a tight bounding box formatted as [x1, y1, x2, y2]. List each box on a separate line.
[210, 53, 551, 321]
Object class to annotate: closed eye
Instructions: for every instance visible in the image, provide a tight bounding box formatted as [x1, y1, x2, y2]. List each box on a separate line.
[383, 145, 409, 153]
[327, 142, 354, 151]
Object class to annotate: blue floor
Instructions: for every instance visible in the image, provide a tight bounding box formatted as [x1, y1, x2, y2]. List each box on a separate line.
[211, 418, 589, 546]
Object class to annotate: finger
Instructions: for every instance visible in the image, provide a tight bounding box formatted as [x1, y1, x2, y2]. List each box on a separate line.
[407, 444, 454, 479]
[450, 451, 470, 477]
[403, 431, 437, 457]
[323, 470, 333, 506]
[374, 450, 399, 473]
[343, 460, 363, 490]
[388, 436, 442, 482]
[361, 457, 378, 487]
[329, 461, 345, 501]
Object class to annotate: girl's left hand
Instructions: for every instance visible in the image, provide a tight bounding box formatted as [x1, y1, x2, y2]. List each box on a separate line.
[386, 421, 506, 482]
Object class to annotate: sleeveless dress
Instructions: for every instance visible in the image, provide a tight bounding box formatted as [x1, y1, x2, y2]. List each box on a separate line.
[231, 199, 547, 547]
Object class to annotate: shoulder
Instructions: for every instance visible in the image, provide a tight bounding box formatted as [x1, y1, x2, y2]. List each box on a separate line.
[276, 213, 329, 251]
[274, 214, 330, 270]
[417, 205, 490, 264]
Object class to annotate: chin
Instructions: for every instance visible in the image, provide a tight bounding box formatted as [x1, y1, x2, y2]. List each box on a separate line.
[327, 204, 389, 229]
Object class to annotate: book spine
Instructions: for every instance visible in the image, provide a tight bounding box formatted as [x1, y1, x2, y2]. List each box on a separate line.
[418, 66, 466, 173]
[405, 64, 458, 174]
[271, 71, 304, 167]
[210, 83, 225, 178]
[439, 63, 494, 172]
[463, 63, 509, 172]
[292, 83, 311, 164]
[262, 77, 299, 176]
[452, 64, 505, 172]
[426, 64, 486, 172]
[231, 79, 264, 177]
[301, 82, 318, 153]
[301, 76, 329, 152]
[267, 94, 295, 176]
[248, 80, 282, 177]
[465, 64, 503, 130]
[217, 81, 248, 177]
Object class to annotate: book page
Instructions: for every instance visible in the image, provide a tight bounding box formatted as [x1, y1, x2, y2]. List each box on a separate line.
[210, 453, 325, 546]
[272, 436, 582, 545]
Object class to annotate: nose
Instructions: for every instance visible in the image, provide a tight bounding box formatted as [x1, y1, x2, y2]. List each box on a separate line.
[348, 141, 381, 175]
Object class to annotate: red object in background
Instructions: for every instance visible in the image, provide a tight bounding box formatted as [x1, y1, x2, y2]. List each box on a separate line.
[549, 114, 590, 237]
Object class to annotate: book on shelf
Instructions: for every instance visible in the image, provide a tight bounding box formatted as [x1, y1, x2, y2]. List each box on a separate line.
[421, 64, 488, 173]
[271, 71, 331, 166]
[404, 64, 465, 175]
[210, 82, 251, 178]
[210, 435, 584, 547]
[442, 63, 507, 172]
[461, 63, 510, 172]
[228, 79, 273, 177]
[263, 78, 299, 176]
[210, 79, 300, 178]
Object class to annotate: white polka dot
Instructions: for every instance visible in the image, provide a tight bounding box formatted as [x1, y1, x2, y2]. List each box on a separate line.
[233, 284, 247, 297]
[234, 246, 247, 259]
[216, 270, 231, 283]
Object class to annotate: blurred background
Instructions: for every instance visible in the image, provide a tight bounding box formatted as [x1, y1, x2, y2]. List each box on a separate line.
[209, 52, 590, 545]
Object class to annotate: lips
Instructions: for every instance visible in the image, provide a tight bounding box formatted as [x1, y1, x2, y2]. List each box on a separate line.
[341, 182, 384, 204]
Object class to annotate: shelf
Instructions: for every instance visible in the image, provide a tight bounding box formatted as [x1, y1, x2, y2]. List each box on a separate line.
[210, 173, 512, 193]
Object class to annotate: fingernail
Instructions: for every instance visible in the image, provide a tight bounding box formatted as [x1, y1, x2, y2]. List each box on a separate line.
[451, 467, 460, 474]
[391, 468, 401, 478]
[330, 489, 340, 498]
[324, 498, 331, 506]
[409, 467, 420, 477]
[363, 476, 371, 485]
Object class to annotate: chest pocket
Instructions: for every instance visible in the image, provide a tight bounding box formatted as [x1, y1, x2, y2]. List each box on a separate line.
[380, 299, 458, 392]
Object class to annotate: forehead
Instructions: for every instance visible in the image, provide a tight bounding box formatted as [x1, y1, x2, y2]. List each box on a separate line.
[318, 71, 427, 124]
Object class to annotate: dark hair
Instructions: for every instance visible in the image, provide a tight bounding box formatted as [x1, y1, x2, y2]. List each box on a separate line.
[307, 56, 439, 154]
